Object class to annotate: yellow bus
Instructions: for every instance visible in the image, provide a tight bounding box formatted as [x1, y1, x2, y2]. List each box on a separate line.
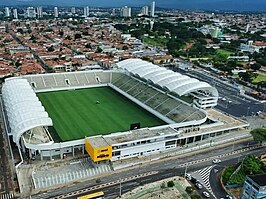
[77, 191, 104, 199]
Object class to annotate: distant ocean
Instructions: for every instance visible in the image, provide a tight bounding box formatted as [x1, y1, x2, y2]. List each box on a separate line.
[1, 0, 266, 12]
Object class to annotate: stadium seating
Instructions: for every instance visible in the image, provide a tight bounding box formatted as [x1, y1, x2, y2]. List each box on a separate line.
[23, 71, 204, 124]
[42, 75, 57, 88]
[110, 73, 203, 123]
[24, 71, 111, 90]
[54, 74, 68, 87]
[75, 73, 90, 85]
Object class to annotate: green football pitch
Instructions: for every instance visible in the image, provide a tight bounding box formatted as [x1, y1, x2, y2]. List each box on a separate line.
[37, 87, 166, 142]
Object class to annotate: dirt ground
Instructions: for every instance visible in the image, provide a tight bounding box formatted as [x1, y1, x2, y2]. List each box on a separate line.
[228, 187, 243, 199]
[120, 176, 190, 199]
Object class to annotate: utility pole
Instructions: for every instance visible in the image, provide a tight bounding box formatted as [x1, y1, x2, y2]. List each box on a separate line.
[184, 165, 188, 178]
[119, 178, 122, 198]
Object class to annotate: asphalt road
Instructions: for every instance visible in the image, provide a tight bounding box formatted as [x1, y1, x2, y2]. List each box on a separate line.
[174, 67, 265, 118]
[33, 141, 266, 199]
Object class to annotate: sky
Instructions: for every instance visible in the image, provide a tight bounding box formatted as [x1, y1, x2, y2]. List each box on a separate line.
[1, 0, 266, 11]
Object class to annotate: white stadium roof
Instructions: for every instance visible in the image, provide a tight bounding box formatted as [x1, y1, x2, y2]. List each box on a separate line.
[117, 59, 218, 97]
[2, 78, 52, 146]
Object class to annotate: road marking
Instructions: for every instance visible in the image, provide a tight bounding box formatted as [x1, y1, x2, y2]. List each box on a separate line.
[178, 145, 264, 168]
[51, 171, 159, 199]
[0, 192, 14, 199]
[190, 166, 216, 198]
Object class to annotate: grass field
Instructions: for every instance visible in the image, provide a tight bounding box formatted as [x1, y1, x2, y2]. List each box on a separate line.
[252, 74, 266, 83]
[37, 87, 165, 142]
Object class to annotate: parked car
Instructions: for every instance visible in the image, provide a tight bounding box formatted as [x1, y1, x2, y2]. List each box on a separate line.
[191, 177, 199, 184]
[195, 183, 203, 189]
[203, 191, 210, 198]
[213, 159, 222, 163]
[226, 195, 233, 199]
[185, 173, 192, 180]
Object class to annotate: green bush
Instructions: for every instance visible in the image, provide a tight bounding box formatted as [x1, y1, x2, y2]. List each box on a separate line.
[222, 166, 237, 184]
[191, 194, 201, 199]
[186, 186, 194, 194]
[161, 182, 166, 189]
[96, 178, 101, 183]
[167, 180, 175, 187]
[223, 155, 265, 185]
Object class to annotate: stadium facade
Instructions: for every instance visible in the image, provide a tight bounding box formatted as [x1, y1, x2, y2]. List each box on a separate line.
[1, 59, 248, 163]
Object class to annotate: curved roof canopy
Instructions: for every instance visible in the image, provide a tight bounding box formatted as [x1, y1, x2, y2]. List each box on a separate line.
[2, 78, 53, 146]
[117, 59, 218, 97]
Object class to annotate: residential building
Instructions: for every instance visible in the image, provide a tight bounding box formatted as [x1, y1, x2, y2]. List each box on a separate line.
[121, 6, 131, 17]
[5, 7, 10, 17]
[54, 7, 59, 18]
[210, 27, 222, 38]
[141, 6, 149, 16]
[241, 174, 266, 199]
[84, 6, 90, 17]
[26, 7, 36, 18]
[37, 6, 43, 18]
[13, 9, 18, 19]
[151, 1, 155, 17]
[71, 7, 76, 14]
[240, 41, 266, 53]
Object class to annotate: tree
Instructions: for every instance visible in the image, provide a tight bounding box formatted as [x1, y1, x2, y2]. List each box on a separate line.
[95, 47, 103, 53]
[186, 186, 194, 194]
[122, 45, 128, 50]
[250, 128, 266, 143]
[65, 35, 72, 40]
[85, 43, 92, 49]
[191, 194, 201, 199]
[239, 72, 252, 82]
[59, 31, 64, 37]
[74, 33, 82, 40]
[160, 182, 166, 189]
[47, 46, 55, 52]
[242, 155, 264, 175]
[167, 181, 175, 187]
[250, 63, 261, 71]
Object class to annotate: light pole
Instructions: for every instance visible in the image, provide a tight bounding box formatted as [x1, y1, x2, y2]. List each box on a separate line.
[246, 107, 250, 117]
[184, 165, 188, 178]
[232, 139, 235, 151]
[119, 178, 122, 198]
[238, 154, 242, 163]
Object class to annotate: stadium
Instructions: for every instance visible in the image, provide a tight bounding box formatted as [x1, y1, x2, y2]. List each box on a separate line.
[1, 58, 248, 163]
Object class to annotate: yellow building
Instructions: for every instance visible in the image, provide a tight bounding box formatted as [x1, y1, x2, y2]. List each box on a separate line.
[85, 137, 112, 162]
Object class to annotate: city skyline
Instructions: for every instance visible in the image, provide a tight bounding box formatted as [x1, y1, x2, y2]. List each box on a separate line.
[0, 0, 266, 11]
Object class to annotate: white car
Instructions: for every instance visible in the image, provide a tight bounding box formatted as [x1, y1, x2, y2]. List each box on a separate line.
[213, 159, 222, 163]
[203, 191, 210, 198]
[195, 183, 203, 189]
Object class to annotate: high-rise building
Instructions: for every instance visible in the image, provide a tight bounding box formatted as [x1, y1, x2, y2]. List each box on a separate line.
[121, 6, 131, 17]
[210, 27, 222, 38]
[71, 7, 76, 14]
[246, 24, 250, 33]
[112, 8, 116, 16]
[26, 7, 36, 18]
[54, 7, 59, 18]
[37, 6, 43, 18]
[151, 1, 155, 17]
[141, 6, 149, 16]
[5, 7, 10, 17]
[84, 6, 90, 17]
[13, 9, 18, 19]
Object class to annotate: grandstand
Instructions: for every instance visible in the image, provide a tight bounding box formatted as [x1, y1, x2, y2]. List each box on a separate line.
[1, 58, 248, 164]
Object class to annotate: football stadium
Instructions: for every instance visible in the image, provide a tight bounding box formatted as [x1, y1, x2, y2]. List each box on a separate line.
[1, 58, 248, 163]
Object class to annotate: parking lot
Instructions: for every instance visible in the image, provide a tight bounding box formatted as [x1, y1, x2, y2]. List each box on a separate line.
[176, 67, 266, 118]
